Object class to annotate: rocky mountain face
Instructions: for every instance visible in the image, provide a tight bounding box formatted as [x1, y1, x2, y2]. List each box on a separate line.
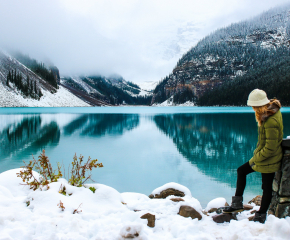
[61, 75, 152, 106]
[151, 4, 290, 105]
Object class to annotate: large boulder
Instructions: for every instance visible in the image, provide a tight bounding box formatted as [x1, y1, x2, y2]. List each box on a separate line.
[178, 205, 202, 220]
[276, 203, 290, 218]
[279, 157, 290, 196]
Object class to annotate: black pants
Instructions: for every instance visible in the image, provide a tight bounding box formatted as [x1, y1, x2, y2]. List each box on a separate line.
[235, 162, 275, 214]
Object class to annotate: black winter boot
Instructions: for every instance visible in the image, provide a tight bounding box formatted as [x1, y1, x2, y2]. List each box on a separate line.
[253, 212, 266, 223]
[223, 196, 244, 213]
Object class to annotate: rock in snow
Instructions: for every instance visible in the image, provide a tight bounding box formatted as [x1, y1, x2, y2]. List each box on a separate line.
[1, 169, 290, 240]
[140, 213, 156, 228]
[212, 213, 237, 223]
[248, 195, 262, 206]
[149, 182, 192, 198]
[178, 205, 202, 220]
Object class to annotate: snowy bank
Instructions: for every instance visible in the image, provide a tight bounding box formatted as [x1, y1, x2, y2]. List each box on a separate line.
[0, 169, 290, 240]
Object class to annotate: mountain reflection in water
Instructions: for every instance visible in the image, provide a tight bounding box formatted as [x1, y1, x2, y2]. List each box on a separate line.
[154, 113, 263, 188]
[63, 114, 139, 137]
[0, 115, 60, 160]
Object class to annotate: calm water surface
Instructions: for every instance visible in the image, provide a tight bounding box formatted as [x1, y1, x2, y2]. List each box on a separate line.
[1, 107, 290, 206]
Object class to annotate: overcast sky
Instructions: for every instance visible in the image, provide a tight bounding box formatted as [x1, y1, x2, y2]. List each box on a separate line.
[0, 0, 289, 83]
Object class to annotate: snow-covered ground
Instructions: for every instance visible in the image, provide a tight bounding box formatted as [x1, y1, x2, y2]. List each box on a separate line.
[125, 88, 151, 97]
[152, 96, 195, 107]
[60, 77, 99, 95]
[137, 81, 158, 92]
[1, 168, 289, 240]
[0, 84, 91, 107]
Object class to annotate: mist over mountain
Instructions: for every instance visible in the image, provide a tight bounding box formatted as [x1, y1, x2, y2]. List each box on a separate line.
[0, 51, 152, 107]
[1, 0, 289, 84]
[1, 2, 290, 107]
[152, 4, 290, 106]
[0, 51, 109, 107]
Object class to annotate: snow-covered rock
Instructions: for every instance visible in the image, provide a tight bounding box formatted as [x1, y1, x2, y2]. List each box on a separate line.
[205, 197, 227, 212]
[151, 182, 192, 198]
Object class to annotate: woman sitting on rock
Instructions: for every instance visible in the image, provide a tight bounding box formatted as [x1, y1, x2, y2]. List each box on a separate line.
[224, 89, 283, 223]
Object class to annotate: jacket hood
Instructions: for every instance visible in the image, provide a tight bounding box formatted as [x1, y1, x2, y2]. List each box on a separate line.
[261, 99, 281, 122]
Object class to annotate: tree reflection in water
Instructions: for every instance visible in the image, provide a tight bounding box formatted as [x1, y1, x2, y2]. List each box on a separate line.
[0, 115, 60, 159]
[154, 113, 263, 188]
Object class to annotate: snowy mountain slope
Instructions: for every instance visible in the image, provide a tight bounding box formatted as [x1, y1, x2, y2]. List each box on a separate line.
[137, 81, 158, 92]
[0, 83, 90, 107]
[61, 74, 152, 105]
[0, 51, 55, 94]
[106, 76, 142, 96]
[151, 4, 290, 105]
[60, 76, 100, 95]
[0, 52, 90, 107]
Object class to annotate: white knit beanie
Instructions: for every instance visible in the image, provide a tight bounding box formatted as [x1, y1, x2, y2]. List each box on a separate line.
[247, 89, 270, 107]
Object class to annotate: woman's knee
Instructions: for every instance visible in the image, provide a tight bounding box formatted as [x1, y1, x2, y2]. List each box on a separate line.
[237, 162, 253, 176]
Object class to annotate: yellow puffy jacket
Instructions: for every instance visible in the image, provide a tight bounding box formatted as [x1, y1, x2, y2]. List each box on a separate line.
[249, 102, 283, 173]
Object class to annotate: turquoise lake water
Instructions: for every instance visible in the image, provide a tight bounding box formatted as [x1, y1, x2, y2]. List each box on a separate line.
[1, 107, 290, 206]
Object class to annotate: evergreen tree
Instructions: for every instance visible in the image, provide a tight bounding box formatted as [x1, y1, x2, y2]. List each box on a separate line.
[14, 70, 17, 84]
[34, 81, 37, 95]
[13, 53, 58, 89]
[18, 73, 23, 91]
[6, 71, 10, 87]
[27, 75, 30, 93]
[11, 70, 14, 83]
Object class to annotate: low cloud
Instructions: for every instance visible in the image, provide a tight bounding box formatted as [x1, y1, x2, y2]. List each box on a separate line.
[0, 0, 289, 83]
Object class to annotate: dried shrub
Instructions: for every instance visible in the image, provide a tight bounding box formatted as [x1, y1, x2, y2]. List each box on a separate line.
[73, 203, 82, 214]
[17, 150, 103, 191]
[57, 200, 65, 211]
[59, 184, 67, 196]
[68, 154, 103, 187]
[17, 149, 62, 190]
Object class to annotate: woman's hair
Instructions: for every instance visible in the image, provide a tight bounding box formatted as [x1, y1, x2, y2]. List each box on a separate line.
[252, 99, 281, 126]
[252, 104, 270, 126]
